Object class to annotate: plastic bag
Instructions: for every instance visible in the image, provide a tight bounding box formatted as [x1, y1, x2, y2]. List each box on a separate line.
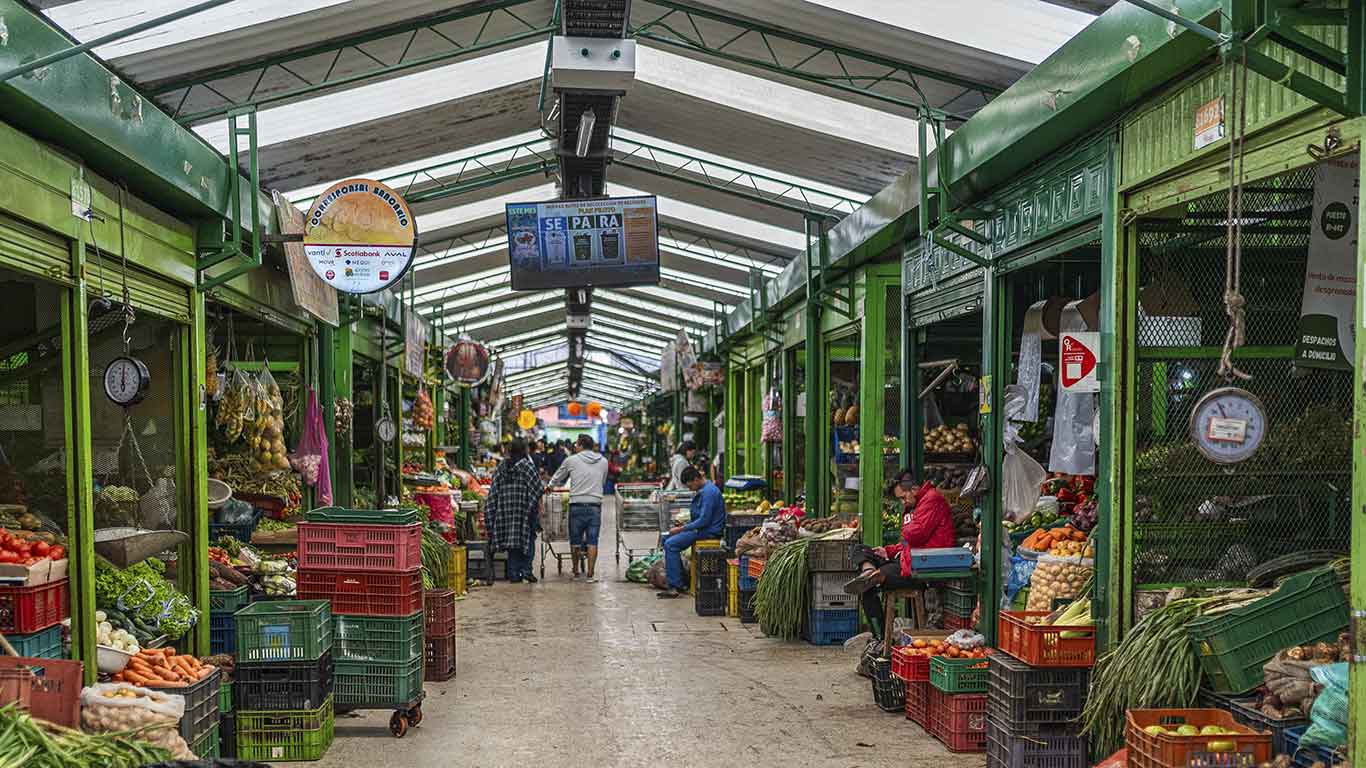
[1002, 386, 1047, 523]
[289, 388, 331, 504]
[625, 552, 662, 583]
[139, 477, 177, 530]
[1302, 662, 1348, 748]
[217, 367, 254, 442]
[1004, 552, 1037, 607]
[761, 389, 782, 443]
[1048, 303, 1097, 474]
[81, 682, 194, 759]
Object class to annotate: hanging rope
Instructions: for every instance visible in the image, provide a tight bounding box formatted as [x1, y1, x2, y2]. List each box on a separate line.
[1219, 50, 1253, 381]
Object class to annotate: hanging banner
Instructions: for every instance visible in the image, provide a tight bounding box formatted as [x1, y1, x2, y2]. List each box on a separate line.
[403, 313, 425, 378]
[272, 191, 339, 326]
[303, 179, 417, 294]
[445, 339, 491, 385]
[1295, 154, 1359, 370]
[660, 342, 677, 392]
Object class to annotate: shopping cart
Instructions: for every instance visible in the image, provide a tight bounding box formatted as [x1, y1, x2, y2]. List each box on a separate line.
[656, 489, 696, 545]
[538, 489, 573, 578]
[615, 481, 664, 564]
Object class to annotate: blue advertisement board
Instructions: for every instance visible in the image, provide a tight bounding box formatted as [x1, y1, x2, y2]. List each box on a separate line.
[506, 195, 660, 290]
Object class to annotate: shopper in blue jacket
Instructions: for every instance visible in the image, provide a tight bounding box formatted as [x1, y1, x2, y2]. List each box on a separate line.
[657, 466, 726, 599]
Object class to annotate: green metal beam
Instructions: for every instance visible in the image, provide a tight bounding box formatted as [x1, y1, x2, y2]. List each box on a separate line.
[151, 0, 556, 123]
[630, 0, 1000, 122]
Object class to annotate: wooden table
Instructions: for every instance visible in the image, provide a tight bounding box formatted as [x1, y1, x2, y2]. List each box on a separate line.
[880, 569, 975, 656]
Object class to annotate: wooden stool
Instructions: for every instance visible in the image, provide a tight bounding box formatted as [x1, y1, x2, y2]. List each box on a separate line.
[882, 587, 928, 656]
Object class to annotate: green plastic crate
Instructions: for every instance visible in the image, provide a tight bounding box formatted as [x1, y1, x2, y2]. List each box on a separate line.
[943, 581, 978, 618]
[220, 680, 233, 714]
[192, 722, 220, 759]
[8, 625, 62, 659]
[333, 657, 424, 708]
[235, 600, 333, 663]
[236, 696, 334, 763]
[210, 584, 249, 613]
[929, 655, 990, 693]
[305, 506, 418, 525]
[1187, 567, 1348, 694]
[334, 612, 424, 664]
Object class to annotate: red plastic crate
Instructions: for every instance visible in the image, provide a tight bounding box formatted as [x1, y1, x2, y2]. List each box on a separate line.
[0, 579, 68, 634]
[998, 611, 1095, 668]
[297, 522, 422, 573]
[928, 686, 988, 753]
[891, 646, 931, 682]
[1126, 709, 1270, 768]
[747, 557, 765, 578]
[943, 612, 976, 631]
[424, 589, 457, 636]
[296, 569, 424, 616]
[424, 630, 456, 682]
[904, 680, 929, 726]
[0, 656, 81, 728]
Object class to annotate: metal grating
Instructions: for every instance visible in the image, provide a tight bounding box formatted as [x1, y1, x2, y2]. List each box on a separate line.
[1131, 164, 1350, 589]
[564, 0, 630, 37]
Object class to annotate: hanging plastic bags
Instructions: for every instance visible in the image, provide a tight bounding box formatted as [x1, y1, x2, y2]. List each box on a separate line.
[1048, 302, 1097, 474]
[761, 389, 782, 443]
[1002, 385, 1047, 524]
[247, 367, 288, 475]
[290, 388, 332, 505]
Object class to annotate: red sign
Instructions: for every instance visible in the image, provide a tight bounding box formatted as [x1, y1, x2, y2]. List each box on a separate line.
[1059, 331, 1099, 393]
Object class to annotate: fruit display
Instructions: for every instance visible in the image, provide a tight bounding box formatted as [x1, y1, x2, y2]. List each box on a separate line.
[412, 387, 435, 431]
[722, 490, 763, 510]
[245, 369, 289, 475]
[1002, 500, 1064, 535]
[900, 630, 989, 659]
[924, 424, 975, 455]
[0, 528, 64, 565]
[925, 464, 971, 489]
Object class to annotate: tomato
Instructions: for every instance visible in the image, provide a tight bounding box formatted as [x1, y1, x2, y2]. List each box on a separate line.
[48, 546, 64, 560]
[0, 550, 19, 564]
[21, 558, 35, 566]
[30, 542, 48, 557]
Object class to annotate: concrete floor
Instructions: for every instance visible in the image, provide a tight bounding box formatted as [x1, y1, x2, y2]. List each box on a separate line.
[316, 498, 981, 768]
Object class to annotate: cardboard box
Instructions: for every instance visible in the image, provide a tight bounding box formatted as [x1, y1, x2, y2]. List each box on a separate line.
[0, 558, 68, 587]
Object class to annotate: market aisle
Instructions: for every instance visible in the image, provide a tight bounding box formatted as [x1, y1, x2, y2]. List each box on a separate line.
[316, 497, 979, 768]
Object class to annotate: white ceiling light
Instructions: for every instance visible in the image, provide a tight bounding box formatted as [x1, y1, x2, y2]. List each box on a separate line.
[575, 109, 598, 158]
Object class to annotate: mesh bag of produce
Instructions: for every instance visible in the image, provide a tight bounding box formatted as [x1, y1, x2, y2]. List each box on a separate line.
[289, 388, 331, 504]
[81, 683, 193, 760]
[1026, 553, 1093, 611]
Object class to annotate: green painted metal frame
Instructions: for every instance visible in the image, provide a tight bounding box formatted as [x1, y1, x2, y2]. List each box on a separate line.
[197, 109, 263, 290]
[62, 242, 97, 682]
[803, 219, 826, 513]
[1349, 124, 1364, 768]
[857, 267, 899, 546]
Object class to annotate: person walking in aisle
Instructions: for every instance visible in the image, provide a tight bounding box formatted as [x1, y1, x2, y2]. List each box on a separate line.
[667, 440, 697, 490]
[657, 466, 726, 599]
[550, 434, 609, 582]
[485, 438, 544, 583]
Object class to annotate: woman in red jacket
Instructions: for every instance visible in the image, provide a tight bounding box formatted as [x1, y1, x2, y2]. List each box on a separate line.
[848, 468, 955, 667]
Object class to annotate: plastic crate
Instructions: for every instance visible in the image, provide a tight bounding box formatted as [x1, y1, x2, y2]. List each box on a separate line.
[296, 568, 424, 617]
[928, 687, 988, 752]
[449, 545, 468, 597]
[219, 712, 236, 759]
[424, 630, 456, 682]
[1228, 698, 1308, 757]
[943, 612, 977, 631]
[986, 717, 1088, 768]
[694, 548, 727, 577]
[998, 611, 1096, 668]
[807, 538, 855, 572]
[810, 571, 857, 609]
[334, 612, 424, 664]
[723, 514, 767, 550]
[219, 680, 232, 715]
[944, 581, 978, 618]
[870, 657, 906, 713]
[695, 587, 727, 617]
[191, 721, 220, 759]
[930, 655, 990, 693]
[891, 646, 931, 682]
[746, 557, 765, 579]
[333, 656, 424, 708]
[209, 585, 249, 613]
[306, 506, 418, 525]
[1187, 568, 1348, 694]
[0, 579, 67, 634]
[806, 607, 859, 646]
[739, 589, 757, 624]
[1125, 709, 1271, 768]
[297, 521, 423, 573]
[0, 657, 81, 728]
[235, 695, 334, 763]
[987, 652, 1088, 728]
[208, 512, 260, 544]
[1283, 726, 1346, 768]
[234, 653, 334, 711]
[726, 564, 740, 618]
[210, 612, 236, 655]
[235, 600, 333, 663]
[424, 589, 457, 636]
[905, 679, 929, 725]
[737, 556, 760, 590]
[146, 667, 220, 746]
[6, 626, 62, 659]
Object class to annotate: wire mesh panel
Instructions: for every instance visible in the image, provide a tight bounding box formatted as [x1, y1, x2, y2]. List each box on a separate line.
[1131, 163, 1350, 589]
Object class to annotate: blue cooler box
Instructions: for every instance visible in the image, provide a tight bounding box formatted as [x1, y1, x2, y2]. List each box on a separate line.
[907, 547, 974, 572]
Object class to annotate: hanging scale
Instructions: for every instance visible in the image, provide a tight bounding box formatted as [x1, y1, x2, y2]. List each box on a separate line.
[103, 194, 151, 407]
[376, 314, 397, 443]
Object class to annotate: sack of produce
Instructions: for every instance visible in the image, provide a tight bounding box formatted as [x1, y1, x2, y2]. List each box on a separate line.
[1302, 662, 1348, 749]
[646, 557, 670, 590]
[1026, 553, 1093, 611]
[80, 683, 194, 760]
[626, 552, 662, 583]
[761, 390, 781, 443]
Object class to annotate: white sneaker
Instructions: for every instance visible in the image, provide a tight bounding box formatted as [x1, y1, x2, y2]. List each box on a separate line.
[586, 576, 599, 583]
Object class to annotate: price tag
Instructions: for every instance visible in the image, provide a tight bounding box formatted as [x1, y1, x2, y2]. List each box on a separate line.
[1206, 417, 1247, 444]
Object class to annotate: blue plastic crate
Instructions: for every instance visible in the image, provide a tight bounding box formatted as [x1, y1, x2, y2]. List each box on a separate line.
[8, 625, 62, 659]
[806, 607, 859, 646]
[906, 547, 975, 572]
[737, 556, 759, 591]
[1283, 726, 1345, 768]
[210, 612, 236, 655]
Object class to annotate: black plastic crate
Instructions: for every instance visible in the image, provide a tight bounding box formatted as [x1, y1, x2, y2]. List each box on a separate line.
[234, 653, 334, 711]
[210, 612, 235, 655]
[1229, 697, 1309, 756]
[695, 588, 727, 617]
[723, 514, 767, 550]
[148, 667, 220, 746]
[986, 716, 1088, 768]
[219, 712, 236, 759]
[695, 574, 726, 594]
[807, 538, 855, 572]
[871, 657, 906, 713]
[987, 652, 1088, 728]
[739, 589, 758, 624]
[694, 548, 727, 577]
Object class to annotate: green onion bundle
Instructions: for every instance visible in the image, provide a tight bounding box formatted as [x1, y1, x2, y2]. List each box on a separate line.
[755, 538, 812, 640]
[0, 703, 170, 768]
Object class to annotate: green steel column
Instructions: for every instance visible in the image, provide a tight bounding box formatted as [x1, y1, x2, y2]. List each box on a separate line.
[979, 266, 1007, 645]
[803, 224, 824, 510]
[318, 324, 336, 498]
[858, 277, 887, 546]
[907, 327, 923, 479]
[178, 293, 210, 656]
[62, 239, 97, 682]
[724, 362, 738, 474]
[781, 347, 796, 501]
[1094, 136, 1120, 652]
[1348, 135, 1366, 768]
[332, 320, 354, 507]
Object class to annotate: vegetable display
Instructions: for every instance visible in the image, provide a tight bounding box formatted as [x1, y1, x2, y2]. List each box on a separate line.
[94, 558, 198, 641]
[924, 424, 975, 455]
[754, 537, 812, 640]
[95, 610, 140, 654]
[1026, 553, 1093, 611]
[245, 370, 289, 475]
[111, 648, 215, 688]
[0, 702, 172, 768]
[80, 683, 193, 760]
[421, 525, 451, 589]
[0, 528, 64, 565]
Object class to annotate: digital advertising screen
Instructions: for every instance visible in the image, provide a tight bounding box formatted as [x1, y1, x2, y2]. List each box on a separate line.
[506, 195, 660, 290]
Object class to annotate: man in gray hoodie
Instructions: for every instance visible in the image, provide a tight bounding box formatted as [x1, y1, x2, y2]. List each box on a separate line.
[550, 434, 609, 581]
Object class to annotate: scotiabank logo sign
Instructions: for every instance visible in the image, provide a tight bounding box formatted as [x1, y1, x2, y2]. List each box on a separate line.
[302, 177, 417, 294]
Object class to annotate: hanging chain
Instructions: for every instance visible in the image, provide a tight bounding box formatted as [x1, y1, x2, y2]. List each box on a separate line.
[117, 187, 136, 355]
[1218, 50, 1253, 382]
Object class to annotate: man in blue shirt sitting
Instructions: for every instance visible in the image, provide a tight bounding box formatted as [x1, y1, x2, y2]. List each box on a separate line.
[657, 466, 725, 599]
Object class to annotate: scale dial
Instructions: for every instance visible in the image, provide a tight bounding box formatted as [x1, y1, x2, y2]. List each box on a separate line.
[1188, 386, 1267, 464]
[103, 356, 150, 407]
[376, 416, 398, 443]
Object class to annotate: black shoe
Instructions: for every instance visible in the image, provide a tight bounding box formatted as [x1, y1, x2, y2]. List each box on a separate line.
[656, 589, 682, 599]
[843, 570, 878, 596]
[509, 577, 524, 583]
[525, 574, 539, 583]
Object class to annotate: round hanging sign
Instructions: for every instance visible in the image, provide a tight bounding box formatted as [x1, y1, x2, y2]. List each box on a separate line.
[517, 410, 536, 430]
[445, 339, 491, 385]
[303, 178, 417, 294]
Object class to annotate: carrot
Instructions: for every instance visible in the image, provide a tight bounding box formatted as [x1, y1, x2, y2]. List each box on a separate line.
[194, 666, 214, 680]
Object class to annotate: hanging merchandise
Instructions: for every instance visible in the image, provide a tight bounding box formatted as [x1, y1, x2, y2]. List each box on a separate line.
[1001, 385, 1047, 524]
[761, 389, 781, 443]
[1048, 301, 1097, 475]
[412, 385, 435, 431]
[335, 396, 354, 435]
[290, 388, 331, 502]
[1016, 298, 1062, 421]
[248, 365, 290, 475]
[587, 401, 602, 419]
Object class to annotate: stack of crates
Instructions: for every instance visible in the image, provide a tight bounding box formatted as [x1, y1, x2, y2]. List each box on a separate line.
[0, 578, 68, 656]
[423, 589, 457, 682]
[449, 544, 468, 597]
[725, 559, 740, 618]
[928, 654, 991, 752]
[232, 600, 335, 762]
[806, 538, 858, 645]
[986, 652, 1090, 768]
[688, 538, 723, 594]
[147, 663, 222, 758]
[295, 508, 426, 717]
[737, 555, 760, 624]
[209, 584, 249, 655]
[943, 580, 978, 632]
[693, 547, 728, 617]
